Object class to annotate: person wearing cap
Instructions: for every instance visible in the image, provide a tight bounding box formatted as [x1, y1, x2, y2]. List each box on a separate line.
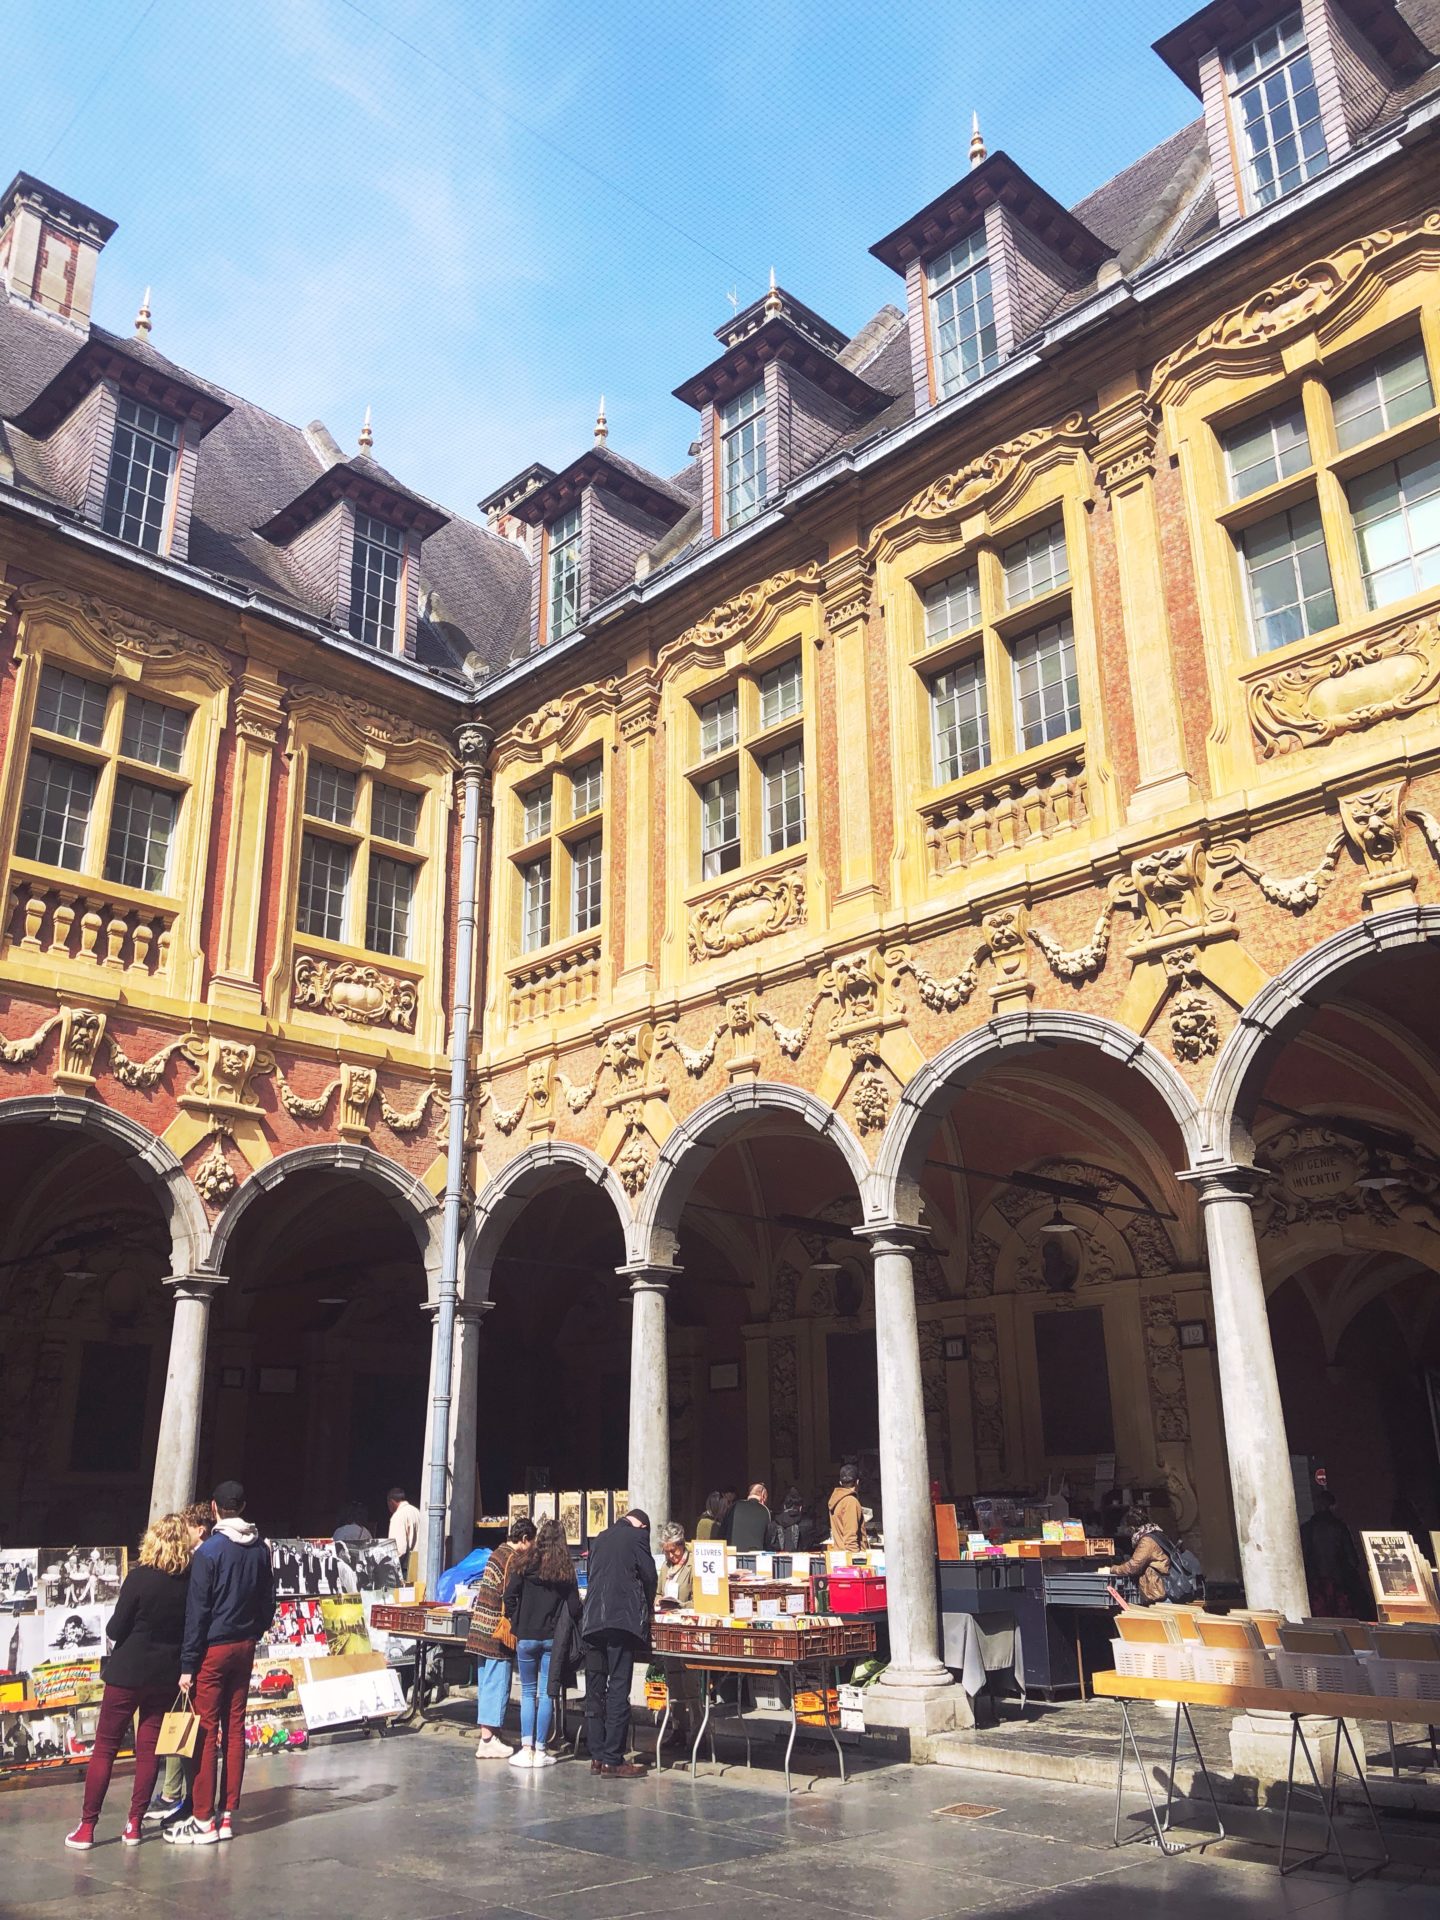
[579, 1508, 656, 1778]
[164, 1480, 275, 1848]
[827, 1465, 866, 1551]
[386, 1486, 422, 1561]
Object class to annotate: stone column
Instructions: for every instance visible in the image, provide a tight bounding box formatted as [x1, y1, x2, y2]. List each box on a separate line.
[822, 554, 882, 923]
[857, 1228, 961, 1734]
[447, 1302, 489, 1562]
[149, 1274, 225, 1520]
[209, 669, 285, 1015]
[1184, 1166, 1307, 1618]
[621, 1265, 673, 1547]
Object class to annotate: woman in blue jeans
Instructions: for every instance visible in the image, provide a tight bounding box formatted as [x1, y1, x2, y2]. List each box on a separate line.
[502, 1518, 580, 1769]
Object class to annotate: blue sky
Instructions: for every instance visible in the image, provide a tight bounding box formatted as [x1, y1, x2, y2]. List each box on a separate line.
[7, 1, 1198, 517]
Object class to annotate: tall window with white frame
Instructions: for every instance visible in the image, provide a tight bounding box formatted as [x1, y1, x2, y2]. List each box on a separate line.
[349, 513, 405, 649]
[1226, 11, 1328, 210]
[16, 662, 190, 894]
[689, 656, 807, 882]
[719, 382, 767, 531]
[547, 505, 582, 641]
[296, 757, 423, 956]
[514, 756, 606, 955]
[101, 398, 180, 554]
[926, 230, 998, 400]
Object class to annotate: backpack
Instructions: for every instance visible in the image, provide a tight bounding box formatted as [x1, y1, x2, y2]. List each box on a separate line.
[1154, 1532, 1205, 1605]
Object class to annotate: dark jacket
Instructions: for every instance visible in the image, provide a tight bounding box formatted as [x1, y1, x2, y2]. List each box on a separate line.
[729, 1497, 770, 1552]
[580, 1520, 657, 1647]
[505, 1560, 580, 1642]
[180, 1520, 276, 1670]
[767, 1507, 815, 1554]
[104, 1564, 189, 1692]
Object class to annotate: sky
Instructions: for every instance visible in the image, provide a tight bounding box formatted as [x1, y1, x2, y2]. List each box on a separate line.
[5, 1, 1200, 520]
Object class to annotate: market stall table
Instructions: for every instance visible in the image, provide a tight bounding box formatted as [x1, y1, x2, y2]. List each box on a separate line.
[370, 1605, 474, 1724]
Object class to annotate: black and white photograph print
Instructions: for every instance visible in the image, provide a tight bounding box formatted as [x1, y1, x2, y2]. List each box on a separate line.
[2, 1608, 47, 1679]
[38, 1546, 124, 1610]
[41, 1604, 107, 1660]
[336, 1539, 403, 1591]
[271, 1538, 375, 1597]
[0, 1550, 38, 1613]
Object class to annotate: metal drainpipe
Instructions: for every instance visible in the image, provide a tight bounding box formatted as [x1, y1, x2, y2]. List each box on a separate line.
[424, 716, 491, 1595]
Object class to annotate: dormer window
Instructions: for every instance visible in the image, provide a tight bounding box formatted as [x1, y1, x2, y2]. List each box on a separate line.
[1227, 11, 1328, 208]
[547, 505, 582, 641]
[101, 398, 180, 553]
[348, 512, 404, 649]
[926, 231, 998, 400]
[719, 381, 767, 530]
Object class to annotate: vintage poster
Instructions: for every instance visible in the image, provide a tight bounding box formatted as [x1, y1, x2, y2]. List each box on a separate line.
[2, 1608, 48, 1679]
[0, 1550, 39, 1613]
[298, 1666, 405, 1730]
[336, 1540, 404, 1591]
[1362, 1530, 1431, 1606]
[42, 1605, 107, 1660]
[29, 1660, 104, 1707]
[507, 1493, 531, 1528]
[611, 1489, 629, 1521]
[531, 1491, 557, 1524]
[318, 1595, 369, 1656]
[270, 1540, 356, 1598]
[585, 1491, 610, 1538]
[39, 1547, 124, 1610]
[264, 1598, 329, 1659]
[0, 1707, 96, 1768]
[558, 1492, 583, 1546]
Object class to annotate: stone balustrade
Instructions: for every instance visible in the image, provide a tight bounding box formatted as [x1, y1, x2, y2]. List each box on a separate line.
[7, 869, 175, 977]
[921, 742, 1089, 875]
[507, 935, 603, 1029]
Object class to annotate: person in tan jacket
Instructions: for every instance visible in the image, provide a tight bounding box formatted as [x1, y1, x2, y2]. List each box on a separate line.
[827, 1466, 866, 1551]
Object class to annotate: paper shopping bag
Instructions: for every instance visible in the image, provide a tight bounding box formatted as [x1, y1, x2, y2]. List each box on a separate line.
[156, 1691, 200, 1758]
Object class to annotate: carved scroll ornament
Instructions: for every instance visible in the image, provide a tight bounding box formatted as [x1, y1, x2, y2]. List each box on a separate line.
[687, 873, 806, 962]
[292, 955, 418, 1031]
[1247, 612, 1440, 758]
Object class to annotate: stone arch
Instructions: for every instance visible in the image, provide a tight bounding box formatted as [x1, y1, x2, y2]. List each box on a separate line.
[0, 1093, 210, 1273]
[633, 1082, 876, 1267]
[204, 1142, 444, 1288]
[463, 1140, 634, 1301]
[875, 1010, 1204, 1226]
[1202, 904, 1440, 1164]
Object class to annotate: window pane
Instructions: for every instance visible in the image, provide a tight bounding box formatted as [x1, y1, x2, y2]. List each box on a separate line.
[548, 504, 582, 641]
[572, 832, 603, 932]
[762, 741, 805, 852]
[34, 664, 106, 745]
[348, 511, 404, 650]
[371, 782, 420, 846]
[926, 229, 998, 400]
[931, 657, 991, 783]
[101, 397, 179, 553]
[105, 777, 176, 891]
[759, 656, 802, 729]
[1239, 498, 1336, 651]
[1228, 13, 1328, 208]
[923, 566, 981, 646]
[699, 691, 739, 757]
[297, 833, 352, 940]
[720, 381, 767, 530]
[571, 758, 603, 819]
[304, 760, 356, 825]
[1012, 618, 1081, 749]
[365, 854, 415, 956]
[1348, 446, 1440, 609]
[1331, 341, 1434, 451]
[1003, 522, 1069, 606]
[17, 750, 95, 869]
[522, 855, 552, 952]
[121, 694, 189, 772]
[700, 769, 740, 879]
[522, 781, 553, 843]
[1223, 399, 1310, 500]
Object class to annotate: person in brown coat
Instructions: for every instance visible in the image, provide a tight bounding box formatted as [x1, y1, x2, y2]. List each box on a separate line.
[467, 1517, 535, 1759]
[1101, 1511, 1171, 1605]
[827, 1466, 866, 1551]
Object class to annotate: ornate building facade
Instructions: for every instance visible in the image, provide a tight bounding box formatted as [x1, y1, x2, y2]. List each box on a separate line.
[4, 1, 1440, 1733]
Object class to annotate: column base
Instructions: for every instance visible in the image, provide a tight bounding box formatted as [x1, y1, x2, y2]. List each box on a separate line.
[1228, 1710, 1363, 1791]
[870, 1667, 968, 1739]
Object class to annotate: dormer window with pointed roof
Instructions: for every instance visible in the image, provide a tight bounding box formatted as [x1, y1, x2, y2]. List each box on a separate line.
[102, 396, 181, 552]
[1227, 10, 1329, 206]
[349, 510, 405, 649]
[925, 229, 999, 400]
[547, 503, 583, 640]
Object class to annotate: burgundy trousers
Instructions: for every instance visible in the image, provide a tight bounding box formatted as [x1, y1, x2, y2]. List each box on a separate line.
[192, 1639, 257, 1823]
[80, 1681, 172, 1824]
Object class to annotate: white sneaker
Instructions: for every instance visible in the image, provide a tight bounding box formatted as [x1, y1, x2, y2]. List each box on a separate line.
[475, 1734, 513, 1760]
[532, 1749, 558, 1767]
[507, 1746, 534, 1768]
[163, 1817, 218, 1847]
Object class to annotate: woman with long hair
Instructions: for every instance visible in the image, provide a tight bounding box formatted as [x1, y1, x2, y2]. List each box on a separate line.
[65, 1513, 197, 1850]
[502, 1518, 580, 1769]
[468, 1516, 535, 1760]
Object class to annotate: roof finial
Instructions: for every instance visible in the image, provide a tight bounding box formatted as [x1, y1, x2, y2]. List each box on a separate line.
[358, 405, 373, 454]
[594, 393, 608, 444]
[763, 267, 782, 320]
[134, 286, 152, 339]
[969, 112, 987, 168]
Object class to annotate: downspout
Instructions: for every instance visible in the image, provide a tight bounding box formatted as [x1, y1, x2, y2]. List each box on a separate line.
[424, 715, 492, 1594]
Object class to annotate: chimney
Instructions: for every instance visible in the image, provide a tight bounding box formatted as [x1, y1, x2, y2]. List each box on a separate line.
[0, 172, 117, 331]
[478, 462, 556, 560]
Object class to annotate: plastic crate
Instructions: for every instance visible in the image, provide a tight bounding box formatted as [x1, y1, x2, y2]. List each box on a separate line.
[1188, 1644, 1278, 1689]
[1113, 1642, 1193, 1683]
[1271, 1650, 1370, 1696]
[1362, 1658, 1440, 1704]
[828, 1568, 887, 1613]
[370, 1604, 429, 1634]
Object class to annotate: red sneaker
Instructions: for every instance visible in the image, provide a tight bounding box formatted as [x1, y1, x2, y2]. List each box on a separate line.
[122, 1817, 143, 1847]
[64, 1821, 96, 1851]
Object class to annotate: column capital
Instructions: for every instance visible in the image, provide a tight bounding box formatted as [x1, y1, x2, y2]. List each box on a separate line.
[455, 1299, 494, 1325]
[1178, 1163, 1264, 1207]
[617, 1262, 677, 1295]
[166, 1271, 227, 1301]
[852, 1222, 931, 1256]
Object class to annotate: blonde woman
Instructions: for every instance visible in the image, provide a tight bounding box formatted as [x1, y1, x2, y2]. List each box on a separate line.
[65, 1514, 197, 1851]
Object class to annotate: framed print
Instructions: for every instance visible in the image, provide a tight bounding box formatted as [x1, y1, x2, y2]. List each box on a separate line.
[585, 1491, 610, 1537]
[1362, 1530, 1430, 1607]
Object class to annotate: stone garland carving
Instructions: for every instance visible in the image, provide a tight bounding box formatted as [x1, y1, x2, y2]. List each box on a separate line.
[1247, 611, 1440, 758]
[192, 1129, 237, 1204]
[1214, 832, 1345, 911]
[292, 955, 418, 1031]
[885, 942, 980, 1011]
[0, 1012, 61, 1065]
[380, 1084, 437, 1133]
[1143, 1294, 1192, 1446]
[768, 1335, 799, 1463]
[967, 1313, 1005, 1459]
[1029, 897, 1121, 983]
[106, 1033, 188, 1091]
[687, 873, 806, 963]
[1147, 207, 1440, 403]
[615, 1131, 653, 1198]
[278, 1073, 340, 1120]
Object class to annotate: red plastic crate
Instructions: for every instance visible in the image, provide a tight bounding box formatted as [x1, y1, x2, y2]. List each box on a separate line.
[828, 1568, 887, 1612]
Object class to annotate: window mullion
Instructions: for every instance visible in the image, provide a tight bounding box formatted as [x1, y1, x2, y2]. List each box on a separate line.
[977, 549, 1013, 761]
[1316, 464, 1367, 626]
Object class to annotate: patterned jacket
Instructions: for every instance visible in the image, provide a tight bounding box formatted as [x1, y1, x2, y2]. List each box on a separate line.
[465, 1542, 517, 1660]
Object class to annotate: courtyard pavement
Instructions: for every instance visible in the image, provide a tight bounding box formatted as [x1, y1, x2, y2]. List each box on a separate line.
[1, 1723, 1438, 1920]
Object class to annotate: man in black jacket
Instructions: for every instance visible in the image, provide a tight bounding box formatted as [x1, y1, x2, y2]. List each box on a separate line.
[580, 1509, 655, 1777]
